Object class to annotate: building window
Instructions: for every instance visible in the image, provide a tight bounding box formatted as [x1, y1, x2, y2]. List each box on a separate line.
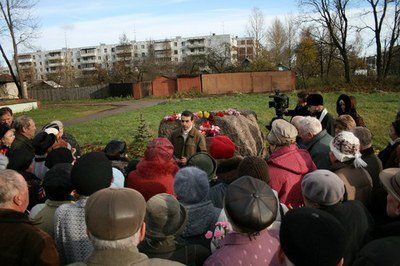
[104, 48, 107, 52]
[174, 50, 178, 55]
[134, 53, 138, 57]
[181, 42, 185, 46]
[142, 52, 145, 57]
[112, 48, 115, 52]
[77, 59, 80, 62]
[174, 42, 177, 46]
[33, 55, 35, 59]
[98, 56, 101, 60]
[141, 45, 145, 49]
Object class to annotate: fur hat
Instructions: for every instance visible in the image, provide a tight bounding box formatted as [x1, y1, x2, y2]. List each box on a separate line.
[330, 131, 367, 168]
[85, 187, 146, 240]
[237, 156, 270, 183]
[302, 170, 345, 206]
[280, 208, 347, 266]
[225, 176, 277, 233]
[7, 148, 34, 171]
[187, 152, 217, 180]
[42, 163, 73, 200]
[32, 131, 57, 155]
[0, 123, 11, 139]
[209, 135, 236, 159]
[71, 152, 113, 196]
[379, 168, 400, 202]
[174, 166, 209, 204]
[145, 193, 187, 240]
[45, 147, 74, 169]
[104, 140, 127, 160]
[144, 138, 174, 162]
[267, 119, 297, 146]
[307, 94, 324, 106]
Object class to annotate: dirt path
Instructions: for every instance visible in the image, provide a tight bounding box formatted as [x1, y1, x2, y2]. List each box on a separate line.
[62, 99, 165, 127]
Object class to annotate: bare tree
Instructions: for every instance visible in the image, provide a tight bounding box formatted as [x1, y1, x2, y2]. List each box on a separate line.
[0, 0, 39, 98]
[206, 43, 233, 73]
[361, 0, 400, 81]
[285, 15, 299, 68]
[246, 7, 267, 57]
[266, 18, 288, 66]
[299, 0, 352, 83]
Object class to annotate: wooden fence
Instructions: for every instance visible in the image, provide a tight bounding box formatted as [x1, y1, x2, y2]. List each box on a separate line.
[28, 84, 110, 101]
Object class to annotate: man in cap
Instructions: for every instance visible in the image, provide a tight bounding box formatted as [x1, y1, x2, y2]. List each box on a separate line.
[352, 168, 400, 265]
[297, 116, 333, 169]
[0, 169, 59, 265]
[267, 119, 316, 207]
[54, 152, 113, 264]
[307, 93, 335, 136]
[69, 188, 182, 266]
[301, 169, 373, 265]
[279, 208, 347, 266]
[204, 176, 281, 266]
[169, 110, 207, 166]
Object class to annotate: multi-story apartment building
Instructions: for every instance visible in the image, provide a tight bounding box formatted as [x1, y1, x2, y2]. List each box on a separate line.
[16, 33, 239, 82]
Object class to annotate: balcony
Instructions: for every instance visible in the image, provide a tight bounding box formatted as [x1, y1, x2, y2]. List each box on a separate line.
[18, 57, 33, 63]
[48, 53, 64, 60]
[48, 62, 64, 67]
[186, 42, 205, 49]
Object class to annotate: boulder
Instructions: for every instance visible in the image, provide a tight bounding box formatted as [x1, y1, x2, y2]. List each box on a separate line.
[158, 110, 266, 157]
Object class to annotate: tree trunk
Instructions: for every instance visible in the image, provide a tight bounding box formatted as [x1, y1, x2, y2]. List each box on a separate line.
[0, 44, 23, 98]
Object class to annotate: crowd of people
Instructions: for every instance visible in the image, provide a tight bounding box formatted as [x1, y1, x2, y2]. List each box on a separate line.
[0, 92, 399, 266]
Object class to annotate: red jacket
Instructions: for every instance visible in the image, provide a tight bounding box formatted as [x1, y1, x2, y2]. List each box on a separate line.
[126, 159, 179, 201]
[267, 144, 316, 207]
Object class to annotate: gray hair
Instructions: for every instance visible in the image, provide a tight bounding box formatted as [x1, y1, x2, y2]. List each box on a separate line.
[14, 115, 33, 133]
[351, 126, 372, 149]
[299, 116, 322, 135]
[0, 170, 25, 207]
[89, 231, 140, 250]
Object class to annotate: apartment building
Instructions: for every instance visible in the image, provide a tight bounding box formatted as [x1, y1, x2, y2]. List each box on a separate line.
[17, 33, 241, 82]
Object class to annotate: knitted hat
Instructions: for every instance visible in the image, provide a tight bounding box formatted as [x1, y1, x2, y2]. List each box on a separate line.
[32, 131, 57, 155]
[144, 138, 174, 162]
[379, 168, 400, 202]
[330, 131, 367, 168]
[225, 176, 277, 233]
[174, 166, 209, 204]
[302, 170, 345, 206]
[237, 156, 270, 183]
[71, 152, 113, 196]
[187, 152, 217, 180]
[307, 94, 324, 106]
[7, 148, 34, 171]
[145, 193, 188, 240]
[267, 119, 297, 146]
[42, 163, 73, 200]
[85, 187, 146, 240]
[0, 123, 11, 139]
[280, 208, 347, 266]
[0, 154, 9, 170]
[45, 147, 74, 169]
[209, 135, 236, 159]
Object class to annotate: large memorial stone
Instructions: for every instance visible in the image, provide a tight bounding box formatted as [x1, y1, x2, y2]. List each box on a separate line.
[158, 110, 266, 157]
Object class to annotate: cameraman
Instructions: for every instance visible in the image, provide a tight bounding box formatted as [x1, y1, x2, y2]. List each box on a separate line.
[285, 91, 310, 117]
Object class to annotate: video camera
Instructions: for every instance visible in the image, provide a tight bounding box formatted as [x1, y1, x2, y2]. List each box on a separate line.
[266, 89, 289, 131]
[268, 89, 289, 118]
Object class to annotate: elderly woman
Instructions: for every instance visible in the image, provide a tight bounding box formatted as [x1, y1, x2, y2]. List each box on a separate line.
[267, 119, 317, 207]
[126, 138, 179, 200]
[335, 114, 356, 136]
[0, 123, 15, 156]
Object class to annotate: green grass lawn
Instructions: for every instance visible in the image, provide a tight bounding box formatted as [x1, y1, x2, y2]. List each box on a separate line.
[23, 91, 399, 156]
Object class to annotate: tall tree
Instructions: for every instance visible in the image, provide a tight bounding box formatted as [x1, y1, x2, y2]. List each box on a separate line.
[285, 15, 299, 68]
[266, 18, 288, 66]
[0, 0, 39, 98]
[295, 28, 319, 88]
[362, 0, 400, 81]
[246, 7, 267, 57]
[299, 0, 352, 83]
